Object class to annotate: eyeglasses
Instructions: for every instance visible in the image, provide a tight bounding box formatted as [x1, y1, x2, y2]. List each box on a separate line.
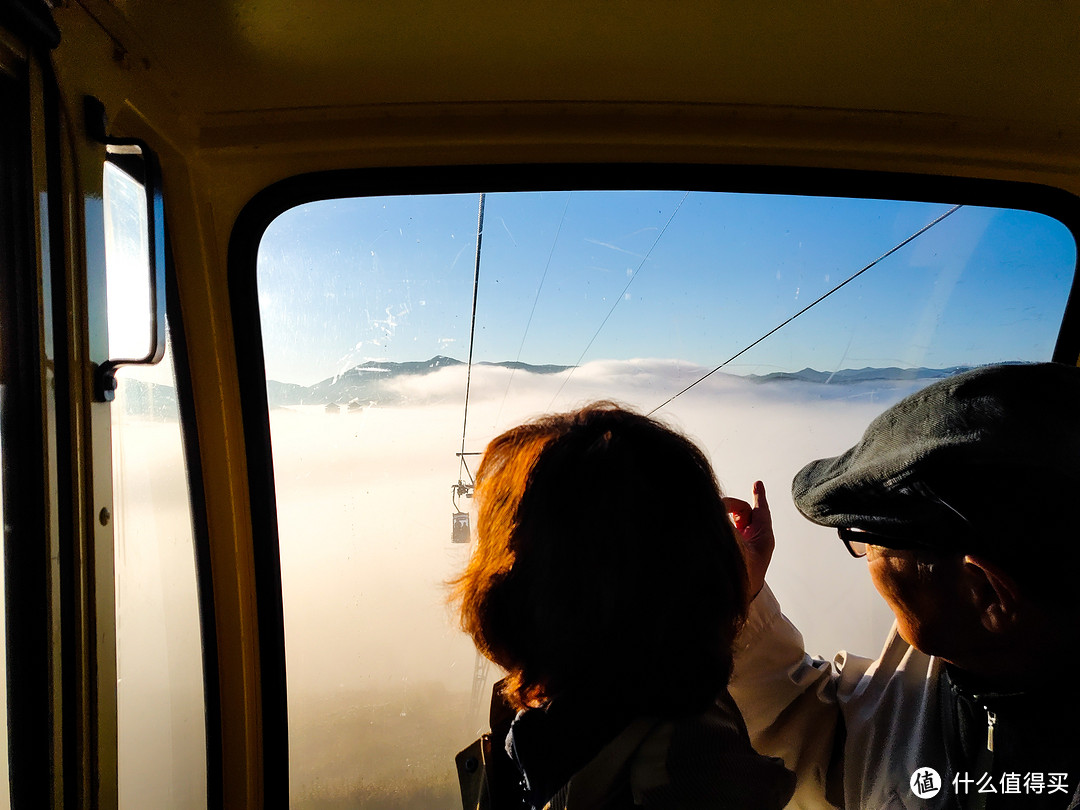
[837, 527, 935, 558]
[837, 483, 974, 559]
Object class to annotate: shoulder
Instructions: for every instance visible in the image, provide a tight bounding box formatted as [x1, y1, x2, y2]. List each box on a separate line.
[628, 703, 796, 810]
[835, 623, 940, 706]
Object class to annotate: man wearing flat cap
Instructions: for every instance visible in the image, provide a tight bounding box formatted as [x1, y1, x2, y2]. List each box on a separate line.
[725, 363, 1080, 810]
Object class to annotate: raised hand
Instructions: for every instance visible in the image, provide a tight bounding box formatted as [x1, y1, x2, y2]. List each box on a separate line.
[723, 480, 775, 600]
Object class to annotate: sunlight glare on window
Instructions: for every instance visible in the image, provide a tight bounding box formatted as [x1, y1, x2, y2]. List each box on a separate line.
[103, 161, 154, 361]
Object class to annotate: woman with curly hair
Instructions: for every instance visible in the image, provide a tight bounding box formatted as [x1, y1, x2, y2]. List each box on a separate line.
[452, 403, 793, 810]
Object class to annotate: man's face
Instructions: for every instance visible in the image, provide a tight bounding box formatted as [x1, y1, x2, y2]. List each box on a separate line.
[865, 544, 971, 659]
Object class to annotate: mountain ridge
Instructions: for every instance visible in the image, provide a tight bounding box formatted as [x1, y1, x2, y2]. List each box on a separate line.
[744, 365, 975, 385]
[113, 360, 1026, 415]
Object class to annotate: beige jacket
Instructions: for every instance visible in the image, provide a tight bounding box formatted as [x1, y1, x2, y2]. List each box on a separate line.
[730, 584, 953, 810]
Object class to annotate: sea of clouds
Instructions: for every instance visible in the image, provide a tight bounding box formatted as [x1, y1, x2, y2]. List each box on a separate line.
[271, 359, 925, 703]
[109, 359, 936, 804]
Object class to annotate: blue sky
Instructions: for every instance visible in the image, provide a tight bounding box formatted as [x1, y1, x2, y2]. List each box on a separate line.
[256, 190, 1076, 385]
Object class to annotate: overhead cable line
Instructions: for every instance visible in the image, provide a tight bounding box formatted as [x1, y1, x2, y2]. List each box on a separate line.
[457, 193, 486, 490]
[453, 194, 492, 710]
[647, 203, 963, 416]
[495, 192, 573, 428]
[548, 191, 690, 409]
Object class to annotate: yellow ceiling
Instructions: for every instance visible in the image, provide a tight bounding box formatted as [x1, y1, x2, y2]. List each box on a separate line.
[79, 0, 1080, 133]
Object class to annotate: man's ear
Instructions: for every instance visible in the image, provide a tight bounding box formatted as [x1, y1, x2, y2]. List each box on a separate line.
[962, 555, 1021, 633]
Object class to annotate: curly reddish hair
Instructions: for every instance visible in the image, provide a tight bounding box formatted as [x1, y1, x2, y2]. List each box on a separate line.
[450, 402, 749, 714]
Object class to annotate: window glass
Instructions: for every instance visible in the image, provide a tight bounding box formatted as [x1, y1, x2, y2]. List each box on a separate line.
[104, 164, 206, 809]
[257, 191, 1075, 808]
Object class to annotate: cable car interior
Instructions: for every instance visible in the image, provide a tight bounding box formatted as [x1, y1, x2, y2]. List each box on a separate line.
[2, 1, 1079, 807]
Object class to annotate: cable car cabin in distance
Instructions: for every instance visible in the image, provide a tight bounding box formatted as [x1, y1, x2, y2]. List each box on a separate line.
[3, 0, 1080, 807]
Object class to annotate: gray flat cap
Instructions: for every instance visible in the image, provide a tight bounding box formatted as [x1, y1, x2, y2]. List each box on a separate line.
[792, 362, 1080, 554]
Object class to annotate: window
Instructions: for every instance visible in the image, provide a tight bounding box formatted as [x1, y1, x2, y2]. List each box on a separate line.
[104, 161, 207, 809]
[254, 188, 1075, 808]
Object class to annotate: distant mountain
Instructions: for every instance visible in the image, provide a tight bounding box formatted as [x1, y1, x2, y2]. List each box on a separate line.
[114, 379, 178, 419]
[266, 379, 311, 406]
[113, 360, 1029, 416]
[745, 366, 975, 385]
[477, 360, 571, 375]
[291, 356, 571, 409]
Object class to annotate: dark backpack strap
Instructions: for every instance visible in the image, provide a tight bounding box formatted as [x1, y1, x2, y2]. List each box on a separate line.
[456, 735, 493, 810]
[457, 680, 530, 810]
[456, 732, 532, 810]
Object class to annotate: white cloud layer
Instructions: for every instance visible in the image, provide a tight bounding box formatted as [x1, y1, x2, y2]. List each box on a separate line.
[267, 362, 924, 702]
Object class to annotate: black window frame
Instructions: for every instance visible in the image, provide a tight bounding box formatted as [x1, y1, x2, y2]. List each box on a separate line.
[0, 46, 53, 810]
[227, 162, 1080, 799]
